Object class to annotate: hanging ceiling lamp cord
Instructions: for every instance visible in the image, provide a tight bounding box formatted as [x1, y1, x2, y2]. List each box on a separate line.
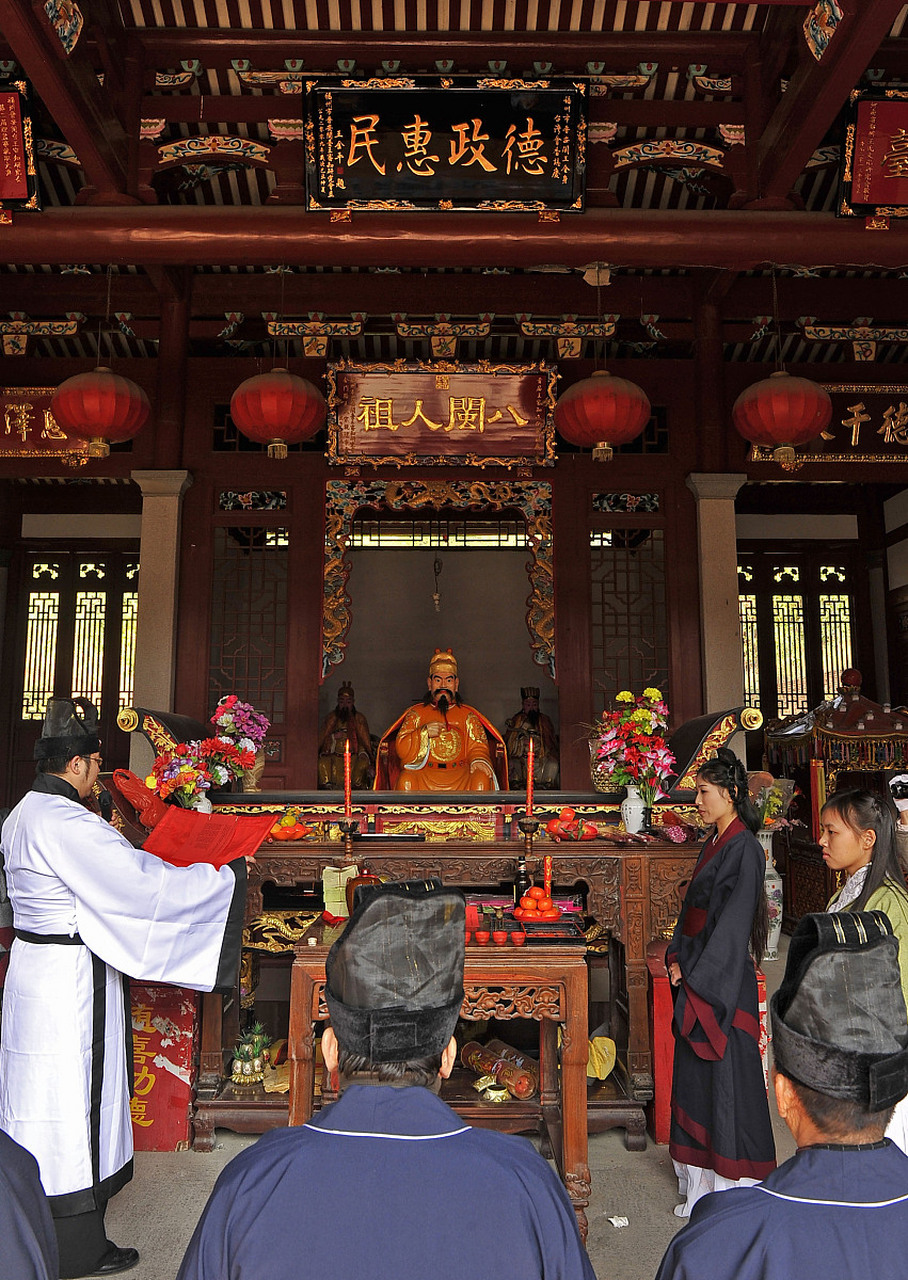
[97, 263, 114, 369]
[771, 265, 785, 373]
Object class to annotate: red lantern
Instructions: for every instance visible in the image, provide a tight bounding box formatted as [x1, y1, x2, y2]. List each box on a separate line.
[732, 371, 832, 469]
[229, 368, 326, 459]
[51, 367, 150, 458]
[554, 370, 651, 461]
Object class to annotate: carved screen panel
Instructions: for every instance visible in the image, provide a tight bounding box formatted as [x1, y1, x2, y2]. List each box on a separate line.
[819, 567, 853, 701]
[590, 528, 668, 703]
[208, 527, 289, 721]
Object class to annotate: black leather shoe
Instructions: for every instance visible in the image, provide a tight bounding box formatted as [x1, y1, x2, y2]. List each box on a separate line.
[88, 1246, 140, 1276]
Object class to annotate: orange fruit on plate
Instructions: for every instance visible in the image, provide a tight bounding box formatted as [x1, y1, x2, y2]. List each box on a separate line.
[527, 886, 546, 900]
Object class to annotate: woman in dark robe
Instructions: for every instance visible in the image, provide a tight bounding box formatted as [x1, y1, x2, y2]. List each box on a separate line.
[666, 747, 776, 1218]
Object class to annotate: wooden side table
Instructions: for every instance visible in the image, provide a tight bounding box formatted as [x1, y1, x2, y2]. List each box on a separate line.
[288, 920, 592, 1240]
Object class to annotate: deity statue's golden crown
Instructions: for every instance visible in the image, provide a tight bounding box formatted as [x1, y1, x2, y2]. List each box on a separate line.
[429, 647, 458, 676]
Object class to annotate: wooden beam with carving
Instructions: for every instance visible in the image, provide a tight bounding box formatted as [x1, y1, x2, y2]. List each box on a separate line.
[752, 0, 907, 207]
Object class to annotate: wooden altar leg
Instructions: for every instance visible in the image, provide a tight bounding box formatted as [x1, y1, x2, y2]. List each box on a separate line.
[288, 965, 316, 1127]
[626, 961, 655, 1102]
[197, 991, 223, 1091]
[559, 963, 591, 1243]
[193, 991, 223, 1152]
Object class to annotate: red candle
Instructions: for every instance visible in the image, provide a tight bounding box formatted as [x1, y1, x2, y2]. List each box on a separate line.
[543, 854, 552, 899]
[526, 737, 535, 818]
[344, 739, 352, 819]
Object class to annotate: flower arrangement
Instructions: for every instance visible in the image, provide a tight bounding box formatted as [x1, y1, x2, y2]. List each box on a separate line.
[592, 687, 676, 804]
[210, 696, 270, 752]
[747, 771, 797, 828]
[146, 736, 255, 808]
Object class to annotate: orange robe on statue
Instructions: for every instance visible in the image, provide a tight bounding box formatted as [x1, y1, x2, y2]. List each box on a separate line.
[383, 703, 506, 792]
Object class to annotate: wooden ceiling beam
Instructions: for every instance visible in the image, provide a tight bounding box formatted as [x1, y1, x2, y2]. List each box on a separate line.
[1, 268, 904, 324]
[133, 29, 755, 74]
[138, 93, 744, 130]
[753, 0, 907, 205]
[4, 207, 908, 270]
[0, 0, 134, 200]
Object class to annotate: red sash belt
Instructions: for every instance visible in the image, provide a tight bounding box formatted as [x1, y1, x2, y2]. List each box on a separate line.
[682, 906, 707, 936]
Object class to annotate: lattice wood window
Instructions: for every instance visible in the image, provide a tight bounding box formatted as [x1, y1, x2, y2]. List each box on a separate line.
[590, 527, 669, 705]
[737, 552, 856, 721]
[208, 527, 289, 722]
[20, 554, 139, 720]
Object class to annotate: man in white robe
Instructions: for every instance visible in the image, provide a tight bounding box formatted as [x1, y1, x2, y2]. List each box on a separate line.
[0, 698, 247, 1279]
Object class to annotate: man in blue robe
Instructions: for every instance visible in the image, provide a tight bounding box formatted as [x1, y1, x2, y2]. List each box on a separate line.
[178, 882, 595, 1280]
[0, 1130, 59, 1280]
[656, 910, 908, 1280]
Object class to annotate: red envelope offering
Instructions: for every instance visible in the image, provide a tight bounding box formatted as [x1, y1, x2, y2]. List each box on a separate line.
[142, 806, 275, 869]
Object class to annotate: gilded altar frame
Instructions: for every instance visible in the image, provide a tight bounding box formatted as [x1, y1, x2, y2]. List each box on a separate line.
[322, 477, 554, 678]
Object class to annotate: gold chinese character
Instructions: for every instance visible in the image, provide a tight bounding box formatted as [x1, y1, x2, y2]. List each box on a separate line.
[882, 129, 908, 180]
[449, 121, 496, 172]
[825, 402, 870, 447]
[356, 397, 397, 431]
[347, 115, 386, 175]
[399, 399, 444, 430]
[129, 1099, 154, 1128]
[133, 1064, 156, 1097]
[880, 402, 908, 445]
[41, 409, 66, 440]
[398, 116, 439, 177]
[487, 404, 530, 427]
[447, 397, 486, 432]
[4, 402, 33, 442]
[502, 118, 548, 176]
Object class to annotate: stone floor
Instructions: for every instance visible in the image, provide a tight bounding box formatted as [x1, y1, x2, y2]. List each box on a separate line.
[106, 938, 794, 1280]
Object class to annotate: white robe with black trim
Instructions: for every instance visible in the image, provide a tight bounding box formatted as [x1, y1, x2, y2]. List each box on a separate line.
[0, 780, 245, 1214]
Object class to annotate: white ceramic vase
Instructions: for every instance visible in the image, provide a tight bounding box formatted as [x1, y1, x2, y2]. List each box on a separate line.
[620, 784, 647, 834]
[757, 829, 783, 961]
[192, 792, 214, 814]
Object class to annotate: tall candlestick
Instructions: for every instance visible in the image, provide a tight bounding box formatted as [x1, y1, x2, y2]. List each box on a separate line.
[344, 739, 352, 819]
[526, 737, 535, 818]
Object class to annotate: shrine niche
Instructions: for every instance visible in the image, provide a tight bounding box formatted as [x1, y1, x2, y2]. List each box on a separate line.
[322, 478, 554, 678]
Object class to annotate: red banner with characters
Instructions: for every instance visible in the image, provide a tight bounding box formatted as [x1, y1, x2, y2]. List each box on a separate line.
[0, 83, 39, 210]
[130, 985, 199, 1151]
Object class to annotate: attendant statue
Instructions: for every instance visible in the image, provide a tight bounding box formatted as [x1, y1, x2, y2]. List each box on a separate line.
[504, 687, 560, 789]
[318, 682, 374, 790]
[376, 649, 507, 792]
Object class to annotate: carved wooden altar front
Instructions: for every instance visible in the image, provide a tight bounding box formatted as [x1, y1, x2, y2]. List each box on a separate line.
[193, 836, 699, 1151]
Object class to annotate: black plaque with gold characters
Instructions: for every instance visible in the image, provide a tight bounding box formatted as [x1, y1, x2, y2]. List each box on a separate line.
[306, 77, 585, 211]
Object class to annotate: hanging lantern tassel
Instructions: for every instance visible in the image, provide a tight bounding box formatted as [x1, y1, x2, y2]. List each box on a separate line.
[732, 371, 832, 471]
[553, 370, 651, 462]
[229, 368, 326, 460]
[51, 367, 150, 458]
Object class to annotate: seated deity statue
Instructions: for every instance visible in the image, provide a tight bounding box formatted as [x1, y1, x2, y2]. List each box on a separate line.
[318, 682, 374, 790]
[504, 687, 560, 789]
[375, 649, 508, 792]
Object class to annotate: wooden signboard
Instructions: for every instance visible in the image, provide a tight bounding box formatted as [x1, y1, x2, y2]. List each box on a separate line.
[327, 360, 557, 468]
[306, 78, 585, 211]
[750, 383, 908, 465]
[1, 386, 89, 465]
[840, 90, 908, 222]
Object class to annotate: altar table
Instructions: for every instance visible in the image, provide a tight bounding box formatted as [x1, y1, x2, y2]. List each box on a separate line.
[192, 837, 699, 1152]
[287, 918, 592, 1240]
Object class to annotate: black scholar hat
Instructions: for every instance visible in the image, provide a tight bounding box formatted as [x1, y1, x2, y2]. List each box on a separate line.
[324, 882, 465, 1064]
[771, 911, 908, 1112]
[34, 697, 101, 762]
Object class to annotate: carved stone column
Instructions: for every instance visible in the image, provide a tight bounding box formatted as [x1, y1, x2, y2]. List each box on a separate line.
[129, 469, 193, 775]
[685, 472, 747, 712]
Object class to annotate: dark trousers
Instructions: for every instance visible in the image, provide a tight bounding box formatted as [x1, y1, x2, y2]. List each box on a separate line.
[54, 1206, 110, 1279]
